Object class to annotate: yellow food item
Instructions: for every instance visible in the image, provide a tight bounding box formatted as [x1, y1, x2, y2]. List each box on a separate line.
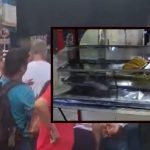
[130, 57, 147, 66]
[123, 63, 139, 70]
[123, 57, 147, 70]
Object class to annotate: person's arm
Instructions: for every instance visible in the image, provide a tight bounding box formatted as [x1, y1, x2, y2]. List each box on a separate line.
[24, 79, 34, 86]
[34, 98, 50, 129]
[17, 85, 35, 119]
[34, 97, 60, 142]
[92, 123, 103, 150]
[99, 123, 122, 137]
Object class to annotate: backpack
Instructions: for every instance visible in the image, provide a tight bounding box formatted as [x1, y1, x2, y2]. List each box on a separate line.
[0, 81, 23, 148]
[39, 80, 50, 97]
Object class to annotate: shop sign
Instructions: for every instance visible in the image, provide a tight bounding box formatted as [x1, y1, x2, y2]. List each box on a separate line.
[0, 27, 10, 38]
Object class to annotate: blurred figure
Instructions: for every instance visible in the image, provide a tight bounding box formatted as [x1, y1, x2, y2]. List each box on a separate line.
[139, 123, 150, 150]
[99, 123, 141, 150]
[72, 123, 124, 150]
[19, 37, 31, 50]
[53, 52, 71, 96]
[23, 40, 51, 97]
[35, 84, 74, 150]
[0, 49, 35, 150]
[0, 55, 4, 77]
[72, 123, 96, 150]
[124, 124, 141, 150]
[92, 123, 124, 150]
[99, 123, 128, 150]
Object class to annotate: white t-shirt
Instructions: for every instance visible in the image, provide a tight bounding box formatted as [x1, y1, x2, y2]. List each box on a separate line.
[22, 60, 51, 97]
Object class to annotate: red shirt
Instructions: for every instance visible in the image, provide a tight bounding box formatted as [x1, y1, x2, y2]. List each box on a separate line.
[37, 85, 74, 150]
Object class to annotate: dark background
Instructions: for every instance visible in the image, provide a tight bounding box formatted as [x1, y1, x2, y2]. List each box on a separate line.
[16, 0, 150, 36]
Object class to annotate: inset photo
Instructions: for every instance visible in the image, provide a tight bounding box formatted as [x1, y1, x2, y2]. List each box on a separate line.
[52, 28, 150, 121]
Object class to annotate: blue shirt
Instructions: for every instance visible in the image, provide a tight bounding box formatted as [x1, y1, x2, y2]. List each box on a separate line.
[0, 78, 35, 137]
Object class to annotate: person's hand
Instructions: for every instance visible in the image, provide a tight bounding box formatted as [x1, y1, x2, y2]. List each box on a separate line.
[50, 124, 60, 144]
[25, 79, 34, 86]
[99, 123, 109, 137]
[99, 123, 121, 137]
[105, 123, 121, 136]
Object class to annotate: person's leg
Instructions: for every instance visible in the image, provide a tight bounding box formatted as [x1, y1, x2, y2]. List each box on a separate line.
[72, 128, 96, 150]
[1, 140, 9, 150]
[15, 138, 35, 150]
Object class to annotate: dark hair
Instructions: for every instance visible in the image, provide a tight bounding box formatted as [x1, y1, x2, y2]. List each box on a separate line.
[4, 48, 29, 77]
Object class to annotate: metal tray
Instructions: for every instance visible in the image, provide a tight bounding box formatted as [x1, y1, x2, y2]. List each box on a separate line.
[54, 95, 150, 110]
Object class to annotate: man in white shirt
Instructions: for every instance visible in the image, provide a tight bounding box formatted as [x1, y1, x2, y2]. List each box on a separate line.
[23, 39, 51, 97]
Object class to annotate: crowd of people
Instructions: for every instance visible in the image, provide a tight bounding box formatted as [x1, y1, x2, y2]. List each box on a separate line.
[0, 40, 51, 150]
[0, 39, 145, 150]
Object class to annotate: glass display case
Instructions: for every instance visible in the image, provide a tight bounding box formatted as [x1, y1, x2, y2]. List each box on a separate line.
[53, 45, 150, 111]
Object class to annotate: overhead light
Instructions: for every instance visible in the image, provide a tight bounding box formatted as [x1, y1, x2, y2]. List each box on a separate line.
[111, 47, 116, 51]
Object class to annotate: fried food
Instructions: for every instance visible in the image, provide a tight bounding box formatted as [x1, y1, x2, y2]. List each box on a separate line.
[123, 57, 147, 70]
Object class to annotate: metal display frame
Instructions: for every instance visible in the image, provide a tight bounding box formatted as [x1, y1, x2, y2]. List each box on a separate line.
[53, 30, 150, 121]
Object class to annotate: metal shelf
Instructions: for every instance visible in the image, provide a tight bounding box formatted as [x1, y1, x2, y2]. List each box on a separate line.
[54, 96, 150, 110]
